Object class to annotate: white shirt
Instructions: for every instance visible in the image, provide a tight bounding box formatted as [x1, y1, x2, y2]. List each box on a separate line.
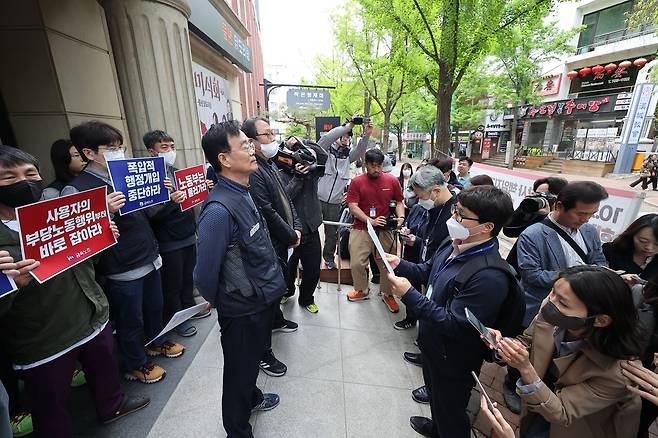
[548, 214, 587, 267]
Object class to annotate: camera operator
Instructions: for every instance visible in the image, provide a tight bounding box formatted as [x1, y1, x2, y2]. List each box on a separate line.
[317, 116, 372, 270]
[242, 116, 300, 378]
[277, 136, 328, 314]
[346, 148, 404, 313]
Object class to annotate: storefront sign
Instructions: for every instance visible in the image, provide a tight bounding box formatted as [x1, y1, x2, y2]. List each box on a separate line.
[535, 74, 562, 96]
[108, 157, 169, 215]
[287, 89, 331, 111]
[193, 62, 233, 135]
[519, 93, 626, 119]
[16, 187, 116, 283]
[482, 138, 492, 159]
[315, 116, 341, 142]
[471, 163, 644, 242]
[568, 58, 647, 94]
[614, 82, 656, 173]
[174, 165, 209, 211]
[188, 0, 253, 72]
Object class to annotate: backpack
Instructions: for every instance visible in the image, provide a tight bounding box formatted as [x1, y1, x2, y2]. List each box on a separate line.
[441, 239, 526, 338]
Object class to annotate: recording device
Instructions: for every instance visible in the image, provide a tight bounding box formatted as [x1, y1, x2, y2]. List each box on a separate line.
[465, 307, 498, 347]
[471, 371, 495, 411]
[385, 200, 399, 230]
[519, 192, 557, 214]
[274, 138, 325, 177]
[350, 115, 370, 125]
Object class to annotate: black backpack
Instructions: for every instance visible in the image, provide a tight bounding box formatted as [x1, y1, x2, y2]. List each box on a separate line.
[441, 239, 526, 338]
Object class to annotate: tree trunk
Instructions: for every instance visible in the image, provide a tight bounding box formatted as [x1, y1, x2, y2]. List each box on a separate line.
[433, 88, 452, 157]
[506, 99, 524, 169]
[382, 111, 391, 153]
[453, 125, 459, 157]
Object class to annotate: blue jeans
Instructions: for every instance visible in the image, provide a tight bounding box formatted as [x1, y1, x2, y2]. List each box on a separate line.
[105, 269, 166, 371]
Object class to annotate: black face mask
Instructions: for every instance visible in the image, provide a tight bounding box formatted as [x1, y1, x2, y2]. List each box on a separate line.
[541, 300, 595, 330]
[0, 180, 44, 207]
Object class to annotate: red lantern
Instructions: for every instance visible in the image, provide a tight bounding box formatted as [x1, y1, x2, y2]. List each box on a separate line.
[605, 63, 617, 72]
[579, 67, 592, 77]
[567, 70, 579, 79]
[592, 65, 605, 74]
[634, 58, 648, 68]
[619, 60, 632, 69]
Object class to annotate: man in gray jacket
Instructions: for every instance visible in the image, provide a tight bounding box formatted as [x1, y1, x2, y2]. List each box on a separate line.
[317, 118, 372, 269]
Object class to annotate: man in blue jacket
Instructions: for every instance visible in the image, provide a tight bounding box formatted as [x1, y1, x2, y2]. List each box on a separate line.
[385, 186, 514, 438]
[194, 121, 284, 438]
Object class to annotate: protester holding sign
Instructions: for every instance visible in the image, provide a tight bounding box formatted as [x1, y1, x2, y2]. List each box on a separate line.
[62, 121, 184, 384]
[0, 146, 150, 438]
[145, 130, 211, 338]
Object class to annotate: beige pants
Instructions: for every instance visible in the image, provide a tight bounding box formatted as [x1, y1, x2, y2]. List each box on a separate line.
[349, 228, 396, 294]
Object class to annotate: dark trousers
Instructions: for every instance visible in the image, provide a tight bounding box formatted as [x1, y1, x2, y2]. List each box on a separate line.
[0, 348, 18, 416]
[160, 245, 197, 322]
[20, 325, 124, 438]
[421, 348, 474, 438]
[638, 397, 658, 438]
[286, 231, 321, 306]
[630, 177, 656, 190]
[105, 269, 165, 371]
[218, 303, 274, 438]
[504, 365, 521, 390]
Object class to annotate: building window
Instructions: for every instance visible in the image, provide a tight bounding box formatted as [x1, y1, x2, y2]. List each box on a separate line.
[577, 1, 638, 53]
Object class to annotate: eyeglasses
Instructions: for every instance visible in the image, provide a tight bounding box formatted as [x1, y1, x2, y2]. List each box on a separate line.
[241, 141, 256, 154]
[256, 131, 275, 138]
[450, 204, 480, 223]
[100, 144, 126, 153]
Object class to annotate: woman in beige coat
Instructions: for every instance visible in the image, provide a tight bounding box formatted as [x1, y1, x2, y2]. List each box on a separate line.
[484, 265, 644, 438]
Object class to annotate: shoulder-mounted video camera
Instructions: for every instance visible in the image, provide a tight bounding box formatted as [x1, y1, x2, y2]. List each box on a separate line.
[519, 192, 557, 213]
[274, 137, 325, 177]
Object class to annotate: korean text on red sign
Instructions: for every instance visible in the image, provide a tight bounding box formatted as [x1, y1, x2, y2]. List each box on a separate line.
[174, 165, 209, 211]
[16, 186, 116, 284]
[107, 156, 170, 215]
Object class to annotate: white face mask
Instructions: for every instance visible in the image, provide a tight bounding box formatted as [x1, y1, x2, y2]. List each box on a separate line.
[402, 169, 412, 177]
[446, 217, 471, 241]
[260, 141, 279, 159]
[103, 150, 125, 162]
[159, 151, 176, 167]
[418, 198, 434, 210]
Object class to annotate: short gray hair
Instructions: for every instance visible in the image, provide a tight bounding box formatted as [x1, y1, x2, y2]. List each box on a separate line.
[409, 165, 446, 192]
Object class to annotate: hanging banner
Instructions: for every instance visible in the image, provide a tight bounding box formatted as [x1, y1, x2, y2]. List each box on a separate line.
[471, 163, 644, 242]
[16, 187, 116, 283]
[193, 62, 233, 135]
[174, 165, 209, 211]
[107, 157, 169, 215]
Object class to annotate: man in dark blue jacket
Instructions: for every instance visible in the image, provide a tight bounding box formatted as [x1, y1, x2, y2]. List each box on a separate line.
[195, 121, 283, 438]
[385, 186, 514, 438]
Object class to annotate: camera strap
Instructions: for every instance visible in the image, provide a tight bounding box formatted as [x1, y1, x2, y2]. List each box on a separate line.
[541, 217, 589, 263]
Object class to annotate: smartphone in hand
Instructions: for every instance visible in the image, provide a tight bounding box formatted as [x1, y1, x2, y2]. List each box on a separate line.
[465, 307, 498, 347]
[472, 371, 495, 410]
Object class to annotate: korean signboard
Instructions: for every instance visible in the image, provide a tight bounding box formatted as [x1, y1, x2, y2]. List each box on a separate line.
[471, 163, 644, 242]
[534, 74, 562, 96]
[287, 89, 331, 111]
[16, 187, 116, 283]
[174, 165, 209, 211]
[108, 157, 169, 215]
[315, 116, 341, 142]
[568, 58, 651, 95]
[519, 93, 627, 119]
[193, 62, 233, 135]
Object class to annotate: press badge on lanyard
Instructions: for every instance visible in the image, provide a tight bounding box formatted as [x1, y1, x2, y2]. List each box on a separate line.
[422, 238, 429, 261]
[369, 207, 377, 218]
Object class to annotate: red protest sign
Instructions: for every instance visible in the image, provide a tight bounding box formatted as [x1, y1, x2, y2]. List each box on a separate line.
[17, 186, 116, 283]
[174, 165, 209, 211]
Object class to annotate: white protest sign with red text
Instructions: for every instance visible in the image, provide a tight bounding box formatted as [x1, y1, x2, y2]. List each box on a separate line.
[17, 187, 116, 283]
[174, 165, 209, 211]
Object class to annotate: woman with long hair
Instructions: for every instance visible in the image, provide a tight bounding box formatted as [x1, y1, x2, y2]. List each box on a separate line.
[398, 162, 414, 192]
[603, 214, 658, 281]
[43, 139, 86, 199]
[485, 265, 644, 438]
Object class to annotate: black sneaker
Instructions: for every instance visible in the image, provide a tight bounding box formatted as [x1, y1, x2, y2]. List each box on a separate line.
[326, 260, 338, 270]
[252, 393, 280, 411]
[403, 352, 423, 367]
[272, 319, 298, 333]
[394, 318, 416, 330]
[259, 350, 287, 377]
[101, 396, 150, 424]
[503, 383, 522, 414]
[409, 416, 438, 437]
[411, 385, 429, 404]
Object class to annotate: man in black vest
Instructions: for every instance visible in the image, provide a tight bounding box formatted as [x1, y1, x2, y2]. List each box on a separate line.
[144, 130, 211, 338]
[63, 122, 185, 385]
[242, 116, 300, 377]
[195, 121, 283, 438]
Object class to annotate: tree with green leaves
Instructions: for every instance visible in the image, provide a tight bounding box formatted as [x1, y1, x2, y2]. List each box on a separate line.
[357, 0, 554, 157]
[450, 66, 492, 153]
[489, 20, 580, 163]
[627, 0, 658, 84]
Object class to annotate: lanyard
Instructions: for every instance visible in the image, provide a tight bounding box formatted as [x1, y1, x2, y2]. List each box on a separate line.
[429, 241, 496, 286]
[421, 199, 452, 261]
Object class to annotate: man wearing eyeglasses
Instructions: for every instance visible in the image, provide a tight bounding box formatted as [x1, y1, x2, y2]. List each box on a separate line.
[241, 116, 300, 378]
[194, 121, 284, 437]
[383, 186, 515, 438]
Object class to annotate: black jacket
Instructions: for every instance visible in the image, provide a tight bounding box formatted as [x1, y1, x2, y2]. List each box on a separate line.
[249, 155, 302, 259]
[277, 142, 328, 235]
[603, 242, 658, 280]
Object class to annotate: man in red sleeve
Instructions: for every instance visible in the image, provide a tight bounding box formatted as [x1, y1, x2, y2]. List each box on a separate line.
[346, 148, 404, 312]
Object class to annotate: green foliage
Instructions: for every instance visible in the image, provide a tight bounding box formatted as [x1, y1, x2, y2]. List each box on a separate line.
[451, 66, 492, 130]
[627, 0, 658, 84]
[285, 123, 308, 139]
